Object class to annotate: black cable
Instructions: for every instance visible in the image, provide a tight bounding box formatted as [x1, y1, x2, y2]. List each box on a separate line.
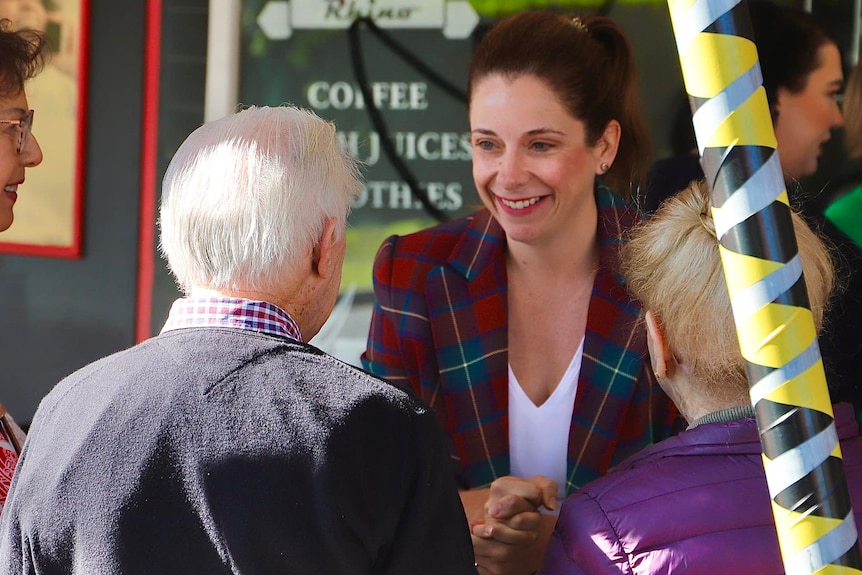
[348, 17, 449, 222]
[360, 18, 467, 104]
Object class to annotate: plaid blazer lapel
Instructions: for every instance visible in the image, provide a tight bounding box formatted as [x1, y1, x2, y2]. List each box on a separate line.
[564, 185, 651, 492]
[425, 210, 511, 488]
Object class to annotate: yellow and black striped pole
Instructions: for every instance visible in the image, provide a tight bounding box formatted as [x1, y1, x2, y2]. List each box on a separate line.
[667, 1, 862, 572]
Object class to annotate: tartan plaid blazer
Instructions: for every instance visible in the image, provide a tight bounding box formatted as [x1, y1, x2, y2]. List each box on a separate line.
[362, 183, 677, 494]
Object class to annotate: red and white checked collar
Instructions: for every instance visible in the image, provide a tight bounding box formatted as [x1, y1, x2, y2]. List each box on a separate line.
[160, 297, 303, 342]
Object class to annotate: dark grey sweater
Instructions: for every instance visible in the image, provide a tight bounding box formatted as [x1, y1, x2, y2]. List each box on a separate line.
[0, 327, 475, 574]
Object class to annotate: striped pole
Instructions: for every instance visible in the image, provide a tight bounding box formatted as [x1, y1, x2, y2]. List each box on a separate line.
[667, 1, 862, 573]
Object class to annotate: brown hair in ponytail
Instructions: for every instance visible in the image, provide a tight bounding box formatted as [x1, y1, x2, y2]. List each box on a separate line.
[467, 11, 651, 200]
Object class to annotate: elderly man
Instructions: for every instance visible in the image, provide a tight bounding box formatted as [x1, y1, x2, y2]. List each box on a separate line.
[0, 105, 475, 573]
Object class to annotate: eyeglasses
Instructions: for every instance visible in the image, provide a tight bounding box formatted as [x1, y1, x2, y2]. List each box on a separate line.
[0, 109, 34, 154]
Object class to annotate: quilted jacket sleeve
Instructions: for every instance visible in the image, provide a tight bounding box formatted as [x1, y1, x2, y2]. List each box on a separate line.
[540, 492, 632, 575]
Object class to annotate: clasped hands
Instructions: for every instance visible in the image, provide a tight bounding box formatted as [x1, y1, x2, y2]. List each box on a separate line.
[470, 475, 558, 575]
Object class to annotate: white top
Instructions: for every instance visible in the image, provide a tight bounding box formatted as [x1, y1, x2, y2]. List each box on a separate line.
[508, 338, 584, 506]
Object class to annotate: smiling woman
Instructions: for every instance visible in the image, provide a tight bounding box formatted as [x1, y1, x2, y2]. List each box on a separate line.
[469, 73, 614, 248]
[0, 101, 43, 232]
[0, 20, 45, 233]
[0, 17, 45, 514]
[362, 10, 678, 575]
[0, 0, 85, 257]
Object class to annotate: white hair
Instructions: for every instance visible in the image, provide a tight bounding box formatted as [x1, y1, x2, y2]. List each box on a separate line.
[159, 105, 362, 294]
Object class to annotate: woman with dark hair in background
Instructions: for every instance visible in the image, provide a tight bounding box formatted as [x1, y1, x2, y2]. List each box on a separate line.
[810, 57, 862, 419]
[824, 57, 862, 249]
[647, 0, 843, 196]
[748, 0, 844, 181]
[363, 11, 677, 574]
[645, 0, 858, 410]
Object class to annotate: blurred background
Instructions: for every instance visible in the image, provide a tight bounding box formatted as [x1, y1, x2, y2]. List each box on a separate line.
[0, 0, 856, 425]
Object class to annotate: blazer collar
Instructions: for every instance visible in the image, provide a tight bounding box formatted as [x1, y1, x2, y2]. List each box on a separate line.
[447, 209, 506, 281]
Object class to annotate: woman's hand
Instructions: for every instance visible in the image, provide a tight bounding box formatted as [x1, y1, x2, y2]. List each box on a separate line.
[469, 475, 558, 575]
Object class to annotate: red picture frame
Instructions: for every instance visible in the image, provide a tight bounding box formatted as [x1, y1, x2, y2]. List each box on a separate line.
[0, 0, 89, 258]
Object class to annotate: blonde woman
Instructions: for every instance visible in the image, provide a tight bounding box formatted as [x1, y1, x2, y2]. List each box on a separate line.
[541, 179, 862, 574]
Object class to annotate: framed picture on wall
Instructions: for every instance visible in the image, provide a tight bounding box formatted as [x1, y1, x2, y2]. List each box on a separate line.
[0, 0, 88, 258]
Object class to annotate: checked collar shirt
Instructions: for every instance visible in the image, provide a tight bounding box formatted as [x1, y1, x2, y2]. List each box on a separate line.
[161, 297, 303, 342]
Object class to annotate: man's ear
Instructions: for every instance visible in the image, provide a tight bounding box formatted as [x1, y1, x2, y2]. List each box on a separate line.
[645, 310, 676, 379]
[312, 217, 340, 279]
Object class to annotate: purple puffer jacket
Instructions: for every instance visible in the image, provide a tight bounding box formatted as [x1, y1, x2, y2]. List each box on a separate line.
[541, 403, 862, 575]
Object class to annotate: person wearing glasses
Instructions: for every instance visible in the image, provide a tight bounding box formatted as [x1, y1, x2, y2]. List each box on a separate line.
[0, 0, 78, 246]
[0, 19, 43, 233]
[0, 18, 44, 516]
[0, 105, 475, 574]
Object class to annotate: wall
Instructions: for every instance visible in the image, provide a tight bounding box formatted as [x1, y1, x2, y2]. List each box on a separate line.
[149, 0, 208, 338]
[0, 0, 163, 424]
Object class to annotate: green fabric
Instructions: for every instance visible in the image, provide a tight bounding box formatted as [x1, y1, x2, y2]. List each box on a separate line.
[688, 404, 756, 430]
[825, 186, 862, 248]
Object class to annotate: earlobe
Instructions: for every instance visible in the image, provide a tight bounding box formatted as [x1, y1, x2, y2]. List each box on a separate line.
[313, 218, 340, 279]
[645, 311, 675, 379]
[595, 120, 621, 175]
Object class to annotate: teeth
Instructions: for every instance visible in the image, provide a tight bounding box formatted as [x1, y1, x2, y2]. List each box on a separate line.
[501, 196, 541, 210]
[4, 186, 15, 193]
